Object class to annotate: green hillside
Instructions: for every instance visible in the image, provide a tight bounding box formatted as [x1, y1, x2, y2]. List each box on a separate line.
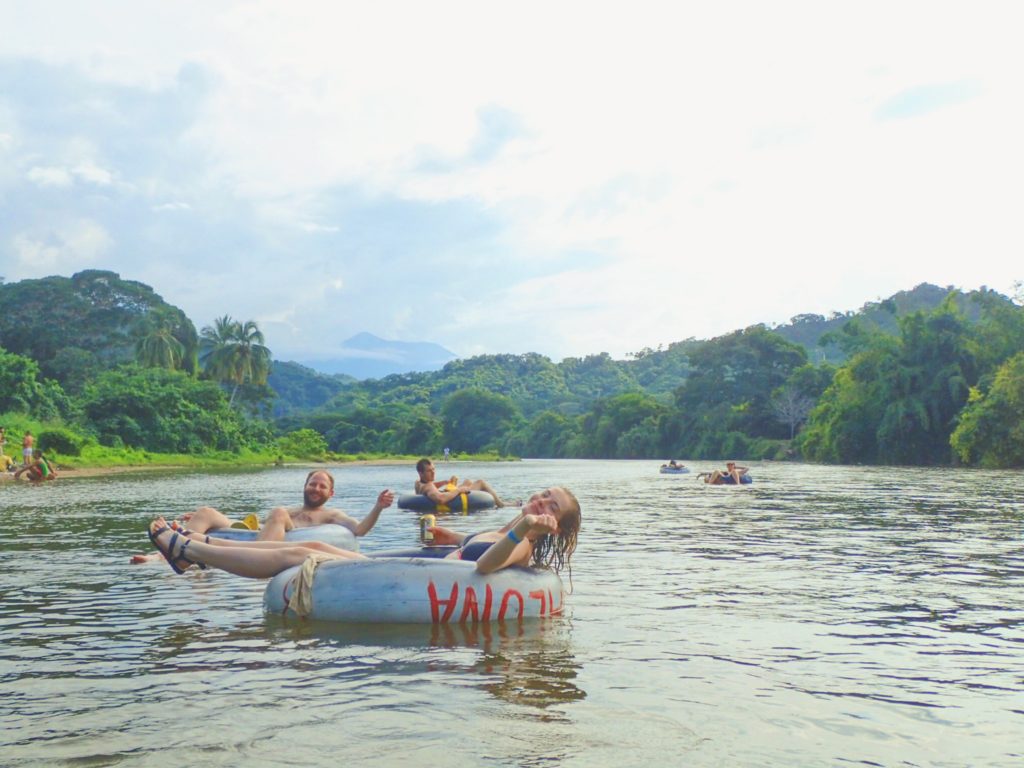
[772, 283, 1002, 364]
[0, 270, 197, 393]
[2, 271, 1022, 467]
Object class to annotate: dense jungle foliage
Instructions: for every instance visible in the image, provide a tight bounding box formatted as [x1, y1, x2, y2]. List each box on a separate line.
[2, 272, 1023, 467]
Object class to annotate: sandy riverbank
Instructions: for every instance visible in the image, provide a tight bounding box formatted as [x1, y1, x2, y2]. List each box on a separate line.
[0, 465, 179, 483]
[0, 457, 435, 484]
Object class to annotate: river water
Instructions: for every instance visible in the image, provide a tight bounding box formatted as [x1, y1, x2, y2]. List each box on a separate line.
[1, 460, 1022, 766]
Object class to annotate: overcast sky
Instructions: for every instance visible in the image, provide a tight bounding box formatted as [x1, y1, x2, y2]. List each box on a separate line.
[1, 1, 1021, 367]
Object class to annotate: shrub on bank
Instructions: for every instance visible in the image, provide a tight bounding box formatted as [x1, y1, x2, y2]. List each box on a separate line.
[277, 428, 328, 460]
[38, 428, 85, 456]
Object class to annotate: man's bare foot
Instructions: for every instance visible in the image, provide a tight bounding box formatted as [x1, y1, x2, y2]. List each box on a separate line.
[130, 552, 162, 564]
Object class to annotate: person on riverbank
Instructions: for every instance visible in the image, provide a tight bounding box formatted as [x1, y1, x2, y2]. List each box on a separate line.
[699, 461, 749, 485]
[130, 470, 394, 563]
[14, 451, 57, 482]
[22, 430, 34, 466]
[414, 458, 520, 508]
[146, 486, 580, 578]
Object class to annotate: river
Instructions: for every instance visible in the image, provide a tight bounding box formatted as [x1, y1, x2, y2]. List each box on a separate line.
[1, 460, 1022, 766]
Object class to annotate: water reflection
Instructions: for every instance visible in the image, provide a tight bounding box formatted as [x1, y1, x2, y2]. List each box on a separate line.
[265, 616, 586, 715]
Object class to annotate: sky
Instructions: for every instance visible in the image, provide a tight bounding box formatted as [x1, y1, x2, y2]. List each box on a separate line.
[1, 1, 1021, 369]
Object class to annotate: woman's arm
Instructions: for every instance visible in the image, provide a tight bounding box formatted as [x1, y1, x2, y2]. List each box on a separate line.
[426, 525, 467, 546]
[474, 514, 558, 574]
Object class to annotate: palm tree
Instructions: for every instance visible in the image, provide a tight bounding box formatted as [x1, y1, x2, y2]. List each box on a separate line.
[199, 315, 238, 382]
[135, 317, 186, 370]
[175, 319, 200, 376]
[200, 316, 272, 406]
[226, 319, 271, 405]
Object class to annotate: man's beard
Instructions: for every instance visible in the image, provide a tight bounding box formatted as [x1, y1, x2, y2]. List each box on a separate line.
[303, 491, 327, 509]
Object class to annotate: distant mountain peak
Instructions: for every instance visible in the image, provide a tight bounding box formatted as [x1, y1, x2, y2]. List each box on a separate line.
[298, 332, 457, 379]
[344, 332, 387, 347]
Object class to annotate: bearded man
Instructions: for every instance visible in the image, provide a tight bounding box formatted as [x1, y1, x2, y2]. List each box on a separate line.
[130, 470, 394, 563]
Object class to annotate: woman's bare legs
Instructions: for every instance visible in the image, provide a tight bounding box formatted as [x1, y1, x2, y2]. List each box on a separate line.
[148, 518, 366, 578]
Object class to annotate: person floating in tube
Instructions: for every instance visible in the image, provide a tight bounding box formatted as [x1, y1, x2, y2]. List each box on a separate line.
[414, 458, 520, 508]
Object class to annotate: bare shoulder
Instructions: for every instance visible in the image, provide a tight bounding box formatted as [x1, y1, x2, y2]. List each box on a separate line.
[318, 507, 357, 526]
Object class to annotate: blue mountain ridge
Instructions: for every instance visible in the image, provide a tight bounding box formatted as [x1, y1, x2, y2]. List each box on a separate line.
[296, 332, 457, 380]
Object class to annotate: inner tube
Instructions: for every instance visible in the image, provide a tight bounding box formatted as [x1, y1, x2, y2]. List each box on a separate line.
[263, 555, 564, 624]
[369, 545, 459, 559]
[708, 474, 753, 485]
[659, 467, 690, 474]
[397, 490, 495, 513]
[209, 524, 358, 551]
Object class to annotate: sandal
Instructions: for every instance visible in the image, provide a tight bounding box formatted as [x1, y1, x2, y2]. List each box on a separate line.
[148, 521, 199, 574]
[169, 520, 211, 543]
[166, 521, 209, 569]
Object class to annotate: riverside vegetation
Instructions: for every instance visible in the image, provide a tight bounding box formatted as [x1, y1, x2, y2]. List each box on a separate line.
[1, 271, 1023, 471]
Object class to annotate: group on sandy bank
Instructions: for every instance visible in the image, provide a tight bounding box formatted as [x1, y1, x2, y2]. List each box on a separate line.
[1, 428, 58, 482]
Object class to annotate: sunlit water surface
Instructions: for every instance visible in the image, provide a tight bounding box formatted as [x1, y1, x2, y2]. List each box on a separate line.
[2, 461, 1022, 766]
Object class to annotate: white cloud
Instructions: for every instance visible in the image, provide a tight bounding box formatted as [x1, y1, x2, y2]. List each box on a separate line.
[10, 220, 113, 275]
[11, 233, 61, 268]
[73, 162, 114, 186]
[26, 160, 116, 188]
[297, 222, 340, 234]
[27, 166, 74, 188]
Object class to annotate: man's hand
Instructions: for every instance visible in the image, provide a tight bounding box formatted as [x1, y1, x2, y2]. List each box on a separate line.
[376, 489, 395, 509]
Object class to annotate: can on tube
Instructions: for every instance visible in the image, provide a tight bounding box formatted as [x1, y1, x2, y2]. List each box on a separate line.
[419, 513, 436, 543]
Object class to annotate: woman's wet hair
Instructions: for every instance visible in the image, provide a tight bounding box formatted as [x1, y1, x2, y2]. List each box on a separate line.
[530, 487, 580, 575]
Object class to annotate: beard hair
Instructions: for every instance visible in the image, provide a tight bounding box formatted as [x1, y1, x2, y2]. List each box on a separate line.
[303, 490, 327, 509]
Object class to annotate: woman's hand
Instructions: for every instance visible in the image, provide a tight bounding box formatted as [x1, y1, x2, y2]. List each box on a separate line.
[523, 513, 559, 536]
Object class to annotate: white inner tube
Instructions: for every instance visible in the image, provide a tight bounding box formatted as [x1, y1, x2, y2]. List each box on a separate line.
[209, 523, 358, 551]
[263, 557, 564, 623]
